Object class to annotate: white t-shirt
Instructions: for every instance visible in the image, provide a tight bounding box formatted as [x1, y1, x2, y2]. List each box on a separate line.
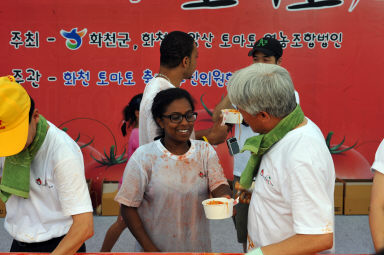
[139, 77, 175, 145]
[372, 139, 384, 173]
[115, 139, 229, 252]
[233, 91, 300, 177]
[247, 118, 335, 253]
[0, 121, 93, 243]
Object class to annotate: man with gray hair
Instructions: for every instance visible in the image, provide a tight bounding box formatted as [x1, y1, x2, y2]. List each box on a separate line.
[213, 37, 299, 252]
[228, 63, 335, 255]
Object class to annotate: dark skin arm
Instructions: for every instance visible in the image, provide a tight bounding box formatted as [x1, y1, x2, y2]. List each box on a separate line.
[195, 114, 232, 145]
[211, 183, 232, 199]
[120, 205, 160, 252]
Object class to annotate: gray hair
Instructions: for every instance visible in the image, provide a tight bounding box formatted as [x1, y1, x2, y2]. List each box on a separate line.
[227, 63, 297, 118]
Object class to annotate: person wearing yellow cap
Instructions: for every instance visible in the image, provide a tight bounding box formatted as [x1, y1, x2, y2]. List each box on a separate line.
[0, 76, 94, 254]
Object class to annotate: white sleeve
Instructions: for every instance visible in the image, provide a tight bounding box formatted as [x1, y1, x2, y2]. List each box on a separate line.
[139, 91, 160, 145]
[115, 152, 148, 207]
[372, 139, 384, 174]
[205, 143, 228, 192]
[53, 149, 93, 216]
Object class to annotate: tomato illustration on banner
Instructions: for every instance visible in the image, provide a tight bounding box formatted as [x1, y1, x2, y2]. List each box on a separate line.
[326, 132, 373, 180]
[86, 146, 127, 208]
[59, 119, 128, 208]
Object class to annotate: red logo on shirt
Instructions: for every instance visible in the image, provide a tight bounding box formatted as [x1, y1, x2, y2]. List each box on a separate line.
[35, 178, 42, 185]
[0, 120, 4, 130]
[260, 169, 274, 186]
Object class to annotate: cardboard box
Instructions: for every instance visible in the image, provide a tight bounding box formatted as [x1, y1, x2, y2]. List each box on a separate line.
[334, 181, 344, 215]
[0, 199, 6, 218]
[344, 180, 372, 215]
[101, 180, 120, 216]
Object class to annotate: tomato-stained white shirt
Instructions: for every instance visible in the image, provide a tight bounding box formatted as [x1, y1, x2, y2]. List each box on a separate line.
[115, 139, 229, 252]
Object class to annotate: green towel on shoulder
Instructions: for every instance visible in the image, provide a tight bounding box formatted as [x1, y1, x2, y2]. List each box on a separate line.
[239, 105, 305, 189]
[0, 115, 48, 203]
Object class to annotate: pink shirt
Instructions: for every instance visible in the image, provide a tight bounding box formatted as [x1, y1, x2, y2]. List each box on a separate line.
[119, 128, 139, 187]
[127, 128, 139, 159]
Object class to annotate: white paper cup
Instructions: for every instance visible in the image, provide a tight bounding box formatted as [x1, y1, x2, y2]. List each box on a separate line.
[202, 197, 234, 220]
[221, 109, 243, 124]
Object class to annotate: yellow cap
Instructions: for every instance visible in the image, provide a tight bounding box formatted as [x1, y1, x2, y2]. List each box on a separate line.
[0, 76, 31, 157]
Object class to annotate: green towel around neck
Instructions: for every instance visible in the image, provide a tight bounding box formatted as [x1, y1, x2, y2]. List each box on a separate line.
[0, 115, 48, 203]
[239, 105, 305, 189]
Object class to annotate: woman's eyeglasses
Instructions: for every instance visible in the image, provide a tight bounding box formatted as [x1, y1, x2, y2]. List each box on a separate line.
[162, 112, 198, 123]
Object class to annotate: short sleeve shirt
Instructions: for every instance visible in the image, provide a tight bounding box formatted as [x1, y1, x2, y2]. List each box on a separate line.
[0, 121, 93, 242]
[247, 118, 335, 253]
[115, 139, 229, 252]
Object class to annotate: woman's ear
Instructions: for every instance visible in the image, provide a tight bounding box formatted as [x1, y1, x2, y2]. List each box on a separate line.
[156, 117, 164, 129]
[135, 110, 139, 120]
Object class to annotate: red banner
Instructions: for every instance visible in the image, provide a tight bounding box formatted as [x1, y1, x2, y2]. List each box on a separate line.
[1, 0, 381, 194]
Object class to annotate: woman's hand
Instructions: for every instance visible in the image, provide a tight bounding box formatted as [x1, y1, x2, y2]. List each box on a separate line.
[211, 184, 232, 198]
[221, 194, 231, 199]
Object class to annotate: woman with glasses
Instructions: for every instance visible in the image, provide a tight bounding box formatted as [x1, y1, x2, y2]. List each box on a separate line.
[115, 88, 231, 252]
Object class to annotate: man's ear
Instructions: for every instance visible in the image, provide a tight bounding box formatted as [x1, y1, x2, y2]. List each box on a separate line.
[182, 56, 190, 68]
[32, 109, 40, 123]
[258, 111, 271, 121]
